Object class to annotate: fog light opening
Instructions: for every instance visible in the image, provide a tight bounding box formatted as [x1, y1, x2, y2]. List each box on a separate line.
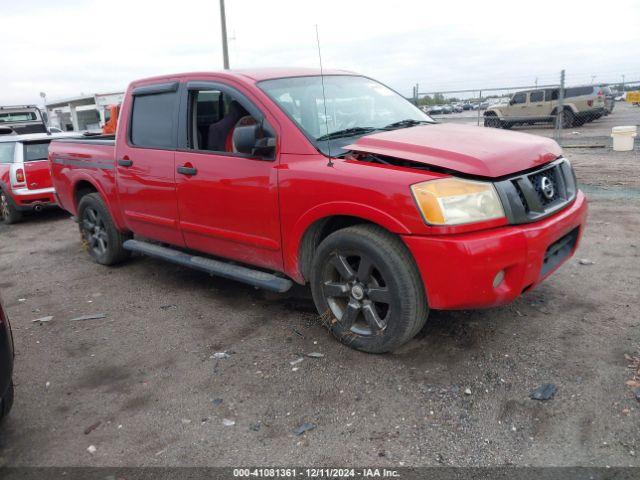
[493, 270, 505, 288]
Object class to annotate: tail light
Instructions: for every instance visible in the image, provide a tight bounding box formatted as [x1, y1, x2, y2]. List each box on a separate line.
[587, 100, 593, 107]
[597, 90, 603, 97]
[16, 168, 25, 183]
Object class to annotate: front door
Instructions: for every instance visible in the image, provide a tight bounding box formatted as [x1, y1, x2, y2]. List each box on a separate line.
[115, 81, 185, 246]
[174, 81, 282, 271]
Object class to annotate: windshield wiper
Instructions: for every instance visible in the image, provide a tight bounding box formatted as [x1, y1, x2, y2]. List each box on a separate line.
[316, 127, 378, 141]
[383, 119, 432, 130]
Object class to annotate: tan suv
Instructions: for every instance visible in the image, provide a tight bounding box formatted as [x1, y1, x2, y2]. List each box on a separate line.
[484, 86, 606, 129]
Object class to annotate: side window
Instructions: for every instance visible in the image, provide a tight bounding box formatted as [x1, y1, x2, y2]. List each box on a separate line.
[545, 89, 559, 101]
[130, 91, 177, 149]
[0, 142, 16, 164]
[24, 141, 51, 162]
[512, 93, 526, 104]
[530, 91, 544, 102]
[189, 89, 258, 153]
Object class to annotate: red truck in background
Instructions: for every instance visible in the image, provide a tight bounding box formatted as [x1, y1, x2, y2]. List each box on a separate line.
[49, 69, 587, 353]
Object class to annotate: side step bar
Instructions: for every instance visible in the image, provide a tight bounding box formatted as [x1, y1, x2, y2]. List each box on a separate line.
[123, 239, 293, 293]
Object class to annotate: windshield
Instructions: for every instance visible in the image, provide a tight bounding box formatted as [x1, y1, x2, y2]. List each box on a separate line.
[259, 75, 433, 154]
[0, 111, 38, 123]
[0, 142, 16, 163]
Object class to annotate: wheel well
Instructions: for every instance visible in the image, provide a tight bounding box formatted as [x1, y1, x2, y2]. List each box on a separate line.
[298, 216, 381, 282]
[484, 110, 497, 117]
[74, 181, 98, 207]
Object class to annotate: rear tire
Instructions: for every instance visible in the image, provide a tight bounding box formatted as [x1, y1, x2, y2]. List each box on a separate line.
[310, 224, 428, 353]
[77, 193, 130, 265]
[0, 381, 14, 423]
[0, 191, 22, 225]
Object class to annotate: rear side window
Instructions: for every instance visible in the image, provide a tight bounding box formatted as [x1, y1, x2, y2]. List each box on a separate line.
[565, 86, 593, 98]
[530, 91, 544, 102]
[0, 142, 15, 163]
[24, 141, 51, 162]
[130, 92, 177, 149]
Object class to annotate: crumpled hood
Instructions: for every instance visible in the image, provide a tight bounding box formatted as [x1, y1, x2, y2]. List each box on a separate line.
[344, 123, 562, 178]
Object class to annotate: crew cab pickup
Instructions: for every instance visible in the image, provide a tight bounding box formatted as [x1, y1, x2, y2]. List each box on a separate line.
[0, 132, 74, 224]
[49, 69, 587, 353]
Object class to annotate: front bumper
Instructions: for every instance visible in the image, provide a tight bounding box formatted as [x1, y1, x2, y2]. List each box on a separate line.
[10, 187, 57, 210]
[403, 191, 588, 310]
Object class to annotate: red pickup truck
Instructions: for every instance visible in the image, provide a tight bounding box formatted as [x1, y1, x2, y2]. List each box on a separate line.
[49, 69, 587, 353]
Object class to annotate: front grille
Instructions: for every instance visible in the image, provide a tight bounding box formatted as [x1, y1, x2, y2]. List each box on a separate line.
[529, 167, 560, 206]
[494, 158, 577, 224]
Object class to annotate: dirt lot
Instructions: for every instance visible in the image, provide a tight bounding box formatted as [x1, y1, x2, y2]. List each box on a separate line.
[0, 104, 639, 467]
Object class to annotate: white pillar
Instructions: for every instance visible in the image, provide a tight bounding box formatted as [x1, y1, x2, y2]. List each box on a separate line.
[69, 103, 79, 131]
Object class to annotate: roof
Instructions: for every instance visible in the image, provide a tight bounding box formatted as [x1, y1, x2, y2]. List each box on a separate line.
[0, 131, 79, 143]
[129, 67, 359, 87]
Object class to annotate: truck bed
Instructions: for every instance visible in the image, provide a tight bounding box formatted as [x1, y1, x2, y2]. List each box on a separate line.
[52, 134, 116, 146]
[49, 135, 117, 216]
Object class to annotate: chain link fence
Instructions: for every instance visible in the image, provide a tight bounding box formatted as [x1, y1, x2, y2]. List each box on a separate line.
[414, 71, 640, 148]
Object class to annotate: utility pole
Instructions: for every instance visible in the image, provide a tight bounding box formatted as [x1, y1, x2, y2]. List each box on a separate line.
[219, 0, 230, 69]
[591, 75, 596, 84]
[621, 74, 626, 91]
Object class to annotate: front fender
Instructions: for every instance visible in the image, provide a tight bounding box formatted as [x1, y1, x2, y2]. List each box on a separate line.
[284, 201, 412, 282]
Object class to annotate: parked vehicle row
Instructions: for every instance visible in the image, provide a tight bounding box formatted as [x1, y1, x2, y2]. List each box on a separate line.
[46, 69, 587, 354]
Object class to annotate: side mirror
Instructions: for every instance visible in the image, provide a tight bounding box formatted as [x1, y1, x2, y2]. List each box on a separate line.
[233, 124, 276, 158]
[509, 98, 516, 105]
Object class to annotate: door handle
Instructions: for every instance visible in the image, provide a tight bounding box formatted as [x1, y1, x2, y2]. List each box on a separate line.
[177, 165, 197, 176]
[118, 158, 133, 167]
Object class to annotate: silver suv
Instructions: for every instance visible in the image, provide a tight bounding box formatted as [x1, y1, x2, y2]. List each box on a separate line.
[484, 86, 607, 129]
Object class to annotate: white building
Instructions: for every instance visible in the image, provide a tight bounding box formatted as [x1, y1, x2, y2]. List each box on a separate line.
[46, 91, 124, 132]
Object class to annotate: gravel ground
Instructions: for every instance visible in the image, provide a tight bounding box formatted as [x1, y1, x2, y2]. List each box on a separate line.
[0, 104, 638, 467]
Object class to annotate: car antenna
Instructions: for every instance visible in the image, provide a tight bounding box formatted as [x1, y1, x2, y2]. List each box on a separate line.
[315, 24, 333, 167]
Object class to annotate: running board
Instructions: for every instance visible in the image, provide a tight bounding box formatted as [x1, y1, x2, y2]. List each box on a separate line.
[122, 239, 292, 293]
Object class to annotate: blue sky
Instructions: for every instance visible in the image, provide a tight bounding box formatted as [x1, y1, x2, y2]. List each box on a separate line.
[2, 0, 640, 104]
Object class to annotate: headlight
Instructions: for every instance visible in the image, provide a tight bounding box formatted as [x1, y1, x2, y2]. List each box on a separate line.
[411, 177, 505, 226]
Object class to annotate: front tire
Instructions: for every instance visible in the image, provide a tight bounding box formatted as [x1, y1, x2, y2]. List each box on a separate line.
[484, 115, 502, 128]
[77, 193, 130, 265]
[561, 109, 575, 128]
[310, 225, 428, 353]
[0, 191, 22, 225]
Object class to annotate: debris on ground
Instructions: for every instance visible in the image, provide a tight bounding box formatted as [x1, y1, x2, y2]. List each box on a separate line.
[159, 304, 177, 310]
[635, 388, 640, 403]
[32, 316, 53, 323]
[69, 313, 107, 322]
[289, 357, 304, 366]
[250, 421, 262, 432]
[211, 398, 223, 406]
[529, 383, 558, 401]
[294, 422, 317, 435]
[222, 418, 235, 427]
[579, 259, 595, 266]
[211, 352, 230, 359]
[291, 327, 304, 338]
[18, 298, 26, 303]
[84, 421, 101, 435]
[464, 388, 472, 395]
[87, 445, 97, 454]
[306, 352, 324, 358]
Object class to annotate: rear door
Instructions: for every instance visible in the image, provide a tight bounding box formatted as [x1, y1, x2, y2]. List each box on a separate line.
[115, 81, 185, 246]
[173, 80, 283, 271]
[22, 141, 53, 190]
[528, 90, 548, 120]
